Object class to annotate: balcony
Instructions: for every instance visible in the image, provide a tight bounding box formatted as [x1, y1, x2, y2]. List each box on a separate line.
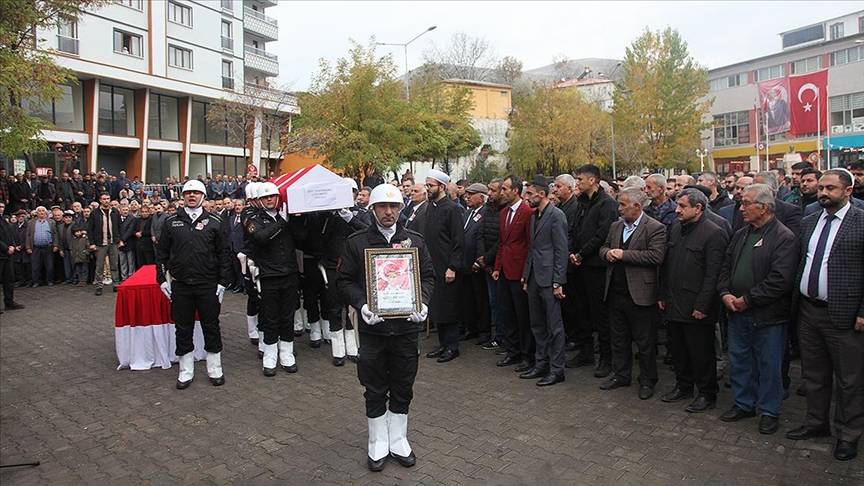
[57, 35, 79, 55]
[244, 83, 298, 107]
[243, 7, 278, 41]
[221, 36, 233, 51]
[244, 45, 278, 76]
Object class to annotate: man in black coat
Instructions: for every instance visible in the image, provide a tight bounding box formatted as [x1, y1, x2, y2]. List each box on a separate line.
[420, 169, 464, 363]
[0, 214, 24, 311]
[86, 192, 122, 295]
[659, 189, 728, 413]
[754, 171, 801, 236]
[476, 178, 502, 348]
[459, 183, 490, 344]
[553, 174, 581, 348]
[117, 204, 138, 281]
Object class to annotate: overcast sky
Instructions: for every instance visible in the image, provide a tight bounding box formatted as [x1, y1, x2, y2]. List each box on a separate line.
[270, 1, 861, 90]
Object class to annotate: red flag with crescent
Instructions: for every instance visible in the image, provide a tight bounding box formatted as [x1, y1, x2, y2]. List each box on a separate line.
[789, 69, 828, 137]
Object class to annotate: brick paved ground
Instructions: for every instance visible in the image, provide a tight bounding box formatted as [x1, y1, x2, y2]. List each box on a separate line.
[1, 286, 861, 485]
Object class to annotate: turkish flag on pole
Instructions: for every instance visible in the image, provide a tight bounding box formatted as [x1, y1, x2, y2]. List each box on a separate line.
[789, 70, 828, 136]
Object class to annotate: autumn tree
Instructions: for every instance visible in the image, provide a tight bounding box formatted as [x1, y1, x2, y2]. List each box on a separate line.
[423, 33, 499, 81]
[612, 28, 711, 171]
[0, 0, 108, 157]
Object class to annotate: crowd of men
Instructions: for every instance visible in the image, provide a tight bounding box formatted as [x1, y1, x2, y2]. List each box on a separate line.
[1, 159, 863, 467]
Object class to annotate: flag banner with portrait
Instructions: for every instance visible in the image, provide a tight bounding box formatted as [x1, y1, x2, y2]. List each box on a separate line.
[789, 69, 828, 137]
[758, 77, 791, 135]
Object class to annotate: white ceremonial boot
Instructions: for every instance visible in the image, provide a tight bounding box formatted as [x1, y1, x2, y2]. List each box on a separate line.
[309, 320, 322, 348]
[321, 319, 331, 343]
[330, 329, 346, 367]
[262, 342, 278, 377]
[367, 415, 389, 472]
[293, 308, 306, 336]
[176, 352, 194, 390]
[206, 352, 225, 386]
[278, 340, 297, 373]
[247, 315, 259, 345]
[386, 411, 416, 467]
[257, 334, 265, 358]
[345, 327, 359, 362]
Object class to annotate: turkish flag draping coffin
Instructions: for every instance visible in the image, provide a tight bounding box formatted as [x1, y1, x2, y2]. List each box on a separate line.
[271, 164, 354, 214]
[789, 70, 828, 137]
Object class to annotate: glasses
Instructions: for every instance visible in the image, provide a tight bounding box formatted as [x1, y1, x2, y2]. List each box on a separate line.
[739, 200, 764, 207]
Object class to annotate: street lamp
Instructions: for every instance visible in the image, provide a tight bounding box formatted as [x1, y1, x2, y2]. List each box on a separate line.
[376, 25, 437, 100]
[696, 148, 709, 172]
[607, 61, 623, 179]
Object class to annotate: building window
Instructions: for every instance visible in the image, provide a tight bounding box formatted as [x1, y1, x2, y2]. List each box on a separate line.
[146, 151, 180, 184]
[23, 82, 85, 131]
[221, 21, 233, 50]
[709, 73, 747, 91]
[222, 60, 234, 89]
[168, 2, 192, 27]
[829, 22, 844, 40]
[713, 111, 750, 147]
[113, 29, 143, 57]
[830, 45, 863, 66]
[755, 64, 784, 82]
[782, 24, 824, 49]
[98, 84, 135, 136]
[115, 0, 143, 10]
[221, 0, 232, 11]
[860, 16, 864, 33]
[830, 92, 864, 134]
[191, 101, 227, 145]
[168, 45, 193, 70]
[211, 155, 245, 176]
[148, 94, 179, 141]
[791, 56, 822, 74]
[57, 21, 78, 55]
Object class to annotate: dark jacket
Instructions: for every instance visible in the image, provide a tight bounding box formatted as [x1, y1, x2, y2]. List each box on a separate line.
[118, 214, 138, 252]
[599, 214, 667, 306]
[0, 218, 14, 261]
[717, 217, 799, 326]
[420, 195, 464, 323]
[404, 200, 428, 233]
[337, 223, 435, 336]
[708, 190, 733, 212]
[523, 203, 569, 287]
[477, 202, 501, 270]
[644, 197, 677, 230]
[245, 210, 302, 279]
[570, 189, 618, 268]
[803, 197, 864, 217]
[774, 197, 801, 236]
[87, 207, 122, 246]
[156, 210, 230, 287]
[661, 215, 728, 324]
[461, 205, 485, 271]
[718, 202, 744, 234]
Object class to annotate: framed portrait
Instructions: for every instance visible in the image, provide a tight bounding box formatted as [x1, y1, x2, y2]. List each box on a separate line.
[364, 247, 422, 318]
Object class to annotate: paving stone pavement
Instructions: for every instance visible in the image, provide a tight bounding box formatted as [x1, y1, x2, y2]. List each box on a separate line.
[1, 285, 861, 485]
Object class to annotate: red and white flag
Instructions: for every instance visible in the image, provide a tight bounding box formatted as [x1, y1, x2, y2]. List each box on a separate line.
[789, 70, 828, 136]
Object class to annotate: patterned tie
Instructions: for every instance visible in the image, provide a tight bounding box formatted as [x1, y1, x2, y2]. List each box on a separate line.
[807, 214, 836, 299]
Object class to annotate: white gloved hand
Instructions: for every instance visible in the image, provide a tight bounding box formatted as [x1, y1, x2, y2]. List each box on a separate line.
[237, 252, 247, 274]
[216, 284, 226, 304]
[338, 208, 353, 223]
[360, 304, 384, 325]
[248, 260, 260, 292]
[160, 281, 172, 300]
[278, 204, 288, 221]
[407, 304, 429, 323]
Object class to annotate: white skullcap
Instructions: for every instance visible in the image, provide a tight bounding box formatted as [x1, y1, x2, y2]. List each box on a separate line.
[427, 169, 450, 185]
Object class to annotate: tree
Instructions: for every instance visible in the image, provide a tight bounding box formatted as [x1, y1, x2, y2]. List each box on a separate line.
[612, 28, 711, 171]
[497, 56, 523, 84]
[423, 33, 499, 81]
[0, 0, 108, 158]
[508, 86, 610, 177]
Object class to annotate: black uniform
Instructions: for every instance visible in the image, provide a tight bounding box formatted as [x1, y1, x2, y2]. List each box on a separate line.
[337, 223, 435, 418]
[156, 209, 231, 356]
[239, 205, 261, 323]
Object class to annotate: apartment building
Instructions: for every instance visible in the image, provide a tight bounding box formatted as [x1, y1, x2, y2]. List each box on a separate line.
[7, 0, 298, 183]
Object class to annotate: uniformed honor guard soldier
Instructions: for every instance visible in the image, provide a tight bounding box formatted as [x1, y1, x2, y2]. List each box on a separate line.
[156, 179, 231, 389]
[238, 182, 262, 350]
[337, 184, 435, 472]
[246, 182, 303, 376]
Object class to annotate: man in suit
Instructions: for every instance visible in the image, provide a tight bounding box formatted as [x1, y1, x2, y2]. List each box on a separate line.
[598, 188, 667, 399]
[493, 175, 535, 372]
[553, 174, 580, 349]
[87, 192, 122, 295]
[404, 183, 427, 232]
[1, 211, 24, 311]
[459, 183, 490, 344]
[754, 171, 801, 236]
[227, 199, 246, 292]
[717, 184, 798, 435]
[520, 176, 569, 386]
[659, 189, 728, 412]
[786, 170, 864, 462]
[803, 192, 864, 216]
[117, 204, 138, 282]
[25, 206, 59, 287]
[476, 179, 503, 348]
[567, 164, 619, 377]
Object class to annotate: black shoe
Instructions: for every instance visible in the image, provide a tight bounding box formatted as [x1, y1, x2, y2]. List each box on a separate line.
[46, 282, 53, 287]
[176, 378, 192, 390]
[282, 363, 298, 373]
[759, 415, 779, 435]
[638, 384, 655, 400]
[833, 440, 858, 461]
[481, 340, 499, 350]
[209, 375, 225, 386]
[685, 395, 716, 413]
[565, 341, 578, 352]
[719, 406, 757, 422]
[594, 360, 612, 378]
[425, 347, 445, 359]
[796, 385, 807, 397]
[333, 356, 345, 367]
[94, 287, 103, 296]
[514, 361, 533, 373]
[599, 377, 630, 390]
[494, 348, 508, 355]
[565, 354, 594, 369]
[475, 336, 490, 346]
[496, 355, 520, 367]
[4, 302, 24, 310]
[112, 285, 117, 293]
[436, 349, 459, 363]
[263, 367, 277, 377]
[519, 367, 548, 380]
[30, 283, 39, 288]
[309, 339, 322, 349]
[347, 354, 359, 363]
[786, 425, 831, 441]
[294, 330, 303, 337]
[661, 387, 693, 403]
[367, 456, 386, 472]
[250, 338, 259, 346]
[537, 373, 565, 387]
[389, 451, 416, 468]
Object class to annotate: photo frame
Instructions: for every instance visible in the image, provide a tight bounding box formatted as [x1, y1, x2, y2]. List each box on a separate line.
[364, 247, 422, 318]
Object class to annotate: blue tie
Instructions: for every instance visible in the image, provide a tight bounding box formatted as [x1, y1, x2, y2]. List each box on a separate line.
[807, 214, 836, 299]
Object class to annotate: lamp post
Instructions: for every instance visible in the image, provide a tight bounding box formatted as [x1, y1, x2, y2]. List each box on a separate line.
[376, 25, 437, 100]
[696, 148, 709, 172]
[607, 62, 623, 179]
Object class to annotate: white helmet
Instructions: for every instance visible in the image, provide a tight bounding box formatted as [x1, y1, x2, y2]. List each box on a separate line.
[182, 179, 207, 194]
[258, 182, 280, 199]
[343, 177, 358, 191]
[244, 182, 257, 200]
[368, 184, 404, 208]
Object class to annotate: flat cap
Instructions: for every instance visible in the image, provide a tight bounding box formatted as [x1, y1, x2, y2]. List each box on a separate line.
[465, 183, 488, 194]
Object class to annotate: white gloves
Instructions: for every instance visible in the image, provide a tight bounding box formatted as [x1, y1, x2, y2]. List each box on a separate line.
[160, 281, 172, 300]
[278, 204, 288, 221]
[216, 284, 226, 304]
[407, 304, 428, 323]
[360, 304, 384, 325]
[248, 259, 260, 291]
[337, 208, 353, 223]
[237, 252, 247, 274]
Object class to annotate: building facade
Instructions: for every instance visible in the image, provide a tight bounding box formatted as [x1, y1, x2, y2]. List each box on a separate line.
[5, 0, 298, 183]
[706, 11, 864, 173]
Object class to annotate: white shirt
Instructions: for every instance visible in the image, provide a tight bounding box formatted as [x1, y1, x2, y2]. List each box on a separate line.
[184, 207, 202, 223]
[377, 223, 396, 243]
[622, 211, 644, 243]
[799, 202, 851, 301]
[507, 199, 522, 226]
